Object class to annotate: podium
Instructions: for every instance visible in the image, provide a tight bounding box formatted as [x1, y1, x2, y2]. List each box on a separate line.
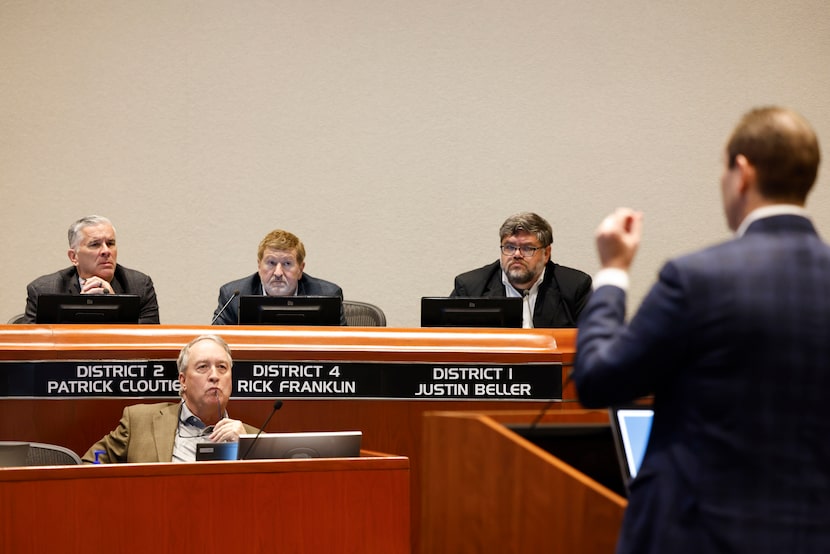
[421, 410, 626, 553]
[0, 454, 410, 553]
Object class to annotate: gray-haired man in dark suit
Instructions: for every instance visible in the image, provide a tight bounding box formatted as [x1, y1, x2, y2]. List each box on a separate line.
[23, 215, 159, 324]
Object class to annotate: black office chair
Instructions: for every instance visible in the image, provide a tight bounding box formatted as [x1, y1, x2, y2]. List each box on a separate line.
[7, 313, 26, 324]
[0, 442, 30, 467]
[0, 441, 83, 466]
[28, 442, 83, 465]
[343, 300, 387, 327]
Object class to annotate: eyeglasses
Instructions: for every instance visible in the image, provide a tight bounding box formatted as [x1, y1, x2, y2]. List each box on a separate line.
[177, 424, 215, 439]
[500, 244, 544, 257]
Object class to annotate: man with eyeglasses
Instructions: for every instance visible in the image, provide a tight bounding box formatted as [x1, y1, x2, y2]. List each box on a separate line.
[82, 334, 258, 463]
[450, 212, 592, 328]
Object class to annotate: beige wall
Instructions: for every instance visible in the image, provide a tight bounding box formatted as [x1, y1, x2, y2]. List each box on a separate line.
[2, 1, 829, 326]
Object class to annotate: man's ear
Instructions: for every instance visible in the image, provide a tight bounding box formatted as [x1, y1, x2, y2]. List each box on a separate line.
[67, 249, 78, 266]
[734, 154, 756, 196]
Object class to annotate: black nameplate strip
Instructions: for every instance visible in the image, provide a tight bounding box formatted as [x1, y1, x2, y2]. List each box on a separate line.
[0, 360, 563, 401]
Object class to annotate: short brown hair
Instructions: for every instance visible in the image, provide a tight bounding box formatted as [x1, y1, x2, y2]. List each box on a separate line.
[727, 107, 820, 203]
[499, 212, 553, 247]
[257, 229, 306, 264]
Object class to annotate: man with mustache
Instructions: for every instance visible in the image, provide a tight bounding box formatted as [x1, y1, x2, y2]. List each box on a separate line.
[212, 229, 346, 326]
[450, 212, 591, 328]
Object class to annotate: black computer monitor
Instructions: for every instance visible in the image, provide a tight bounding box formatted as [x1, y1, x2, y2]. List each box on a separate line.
[237, 431, 362, 460]
[507, 422, 625, 497]
[237, 295, 342, 326]
[420, 297, 522, 328]
[35, 294, 141, 324]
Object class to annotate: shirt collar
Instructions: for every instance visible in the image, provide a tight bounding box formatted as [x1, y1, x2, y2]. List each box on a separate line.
[179, 400, 226, 428]
[179, 401, 205, 428]
[735, 204, 811, 237]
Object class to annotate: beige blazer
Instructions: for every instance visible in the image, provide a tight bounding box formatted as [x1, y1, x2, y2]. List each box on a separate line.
[82, 402, 257, 463]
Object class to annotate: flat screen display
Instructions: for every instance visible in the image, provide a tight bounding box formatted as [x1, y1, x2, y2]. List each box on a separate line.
[237, 431, 362, 460]
[420, 297, 522, 328]
[35, 294, 140, 324]
[237, 295, 342, 326]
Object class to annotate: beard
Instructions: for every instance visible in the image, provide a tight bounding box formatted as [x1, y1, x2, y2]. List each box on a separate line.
[506, 265, 535, 286]
[264, 280, 292, 296]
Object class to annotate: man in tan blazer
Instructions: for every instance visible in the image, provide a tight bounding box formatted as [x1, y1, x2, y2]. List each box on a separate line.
[83, 334, 258, 463]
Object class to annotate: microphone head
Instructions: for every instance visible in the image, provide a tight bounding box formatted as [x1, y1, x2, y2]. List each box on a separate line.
[232, 289, 240, 297]
[273, 399, 284, 411]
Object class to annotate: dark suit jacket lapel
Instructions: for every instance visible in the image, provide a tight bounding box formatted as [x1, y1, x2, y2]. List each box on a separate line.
[61, 267, 82, 294]
[247, 273, 263, 295]
[297, 276, 310, 295]
[533, 262, 563, 327]
[482, 263, 505, 297]
[110, 266, 126, 294]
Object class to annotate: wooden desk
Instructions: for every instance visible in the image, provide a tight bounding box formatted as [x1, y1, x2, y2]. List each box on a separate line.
[0, 325, 576, 554]
[0, 453, 410, 553]
[421, 409, 626, 553]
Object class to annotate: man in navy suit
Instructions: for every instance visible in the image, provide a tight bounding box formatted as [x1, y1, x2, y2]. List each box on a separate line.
[212, 229, 346, 325]
[450, 212, 592, 327]
[573, 106, 829, 552]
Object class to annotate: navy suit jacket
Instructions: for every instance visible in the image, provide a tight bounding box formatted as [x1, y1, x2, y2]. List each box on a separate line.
[573, 215, 830, 553]
[212, 272, 346, 326]
[24, 265, 160, 324]
[450, 260, 592, 327]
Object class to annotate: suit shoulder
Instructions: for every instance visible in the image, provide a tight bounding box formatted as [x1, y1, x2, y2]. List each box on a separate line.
[115, 265, 155, 284]
[301, 273, 343, 295]
[451, 261, 502, 297]
[454, 261, 501, 283]
[219, 273, 259, 295]
[127, 402, 176, 412]
[668, 238, 748, 272]
[549, 263, 592, 293]
[125, 402, 177, 418]
[27, 267, 75, 290]
[552, 263, 591, 282]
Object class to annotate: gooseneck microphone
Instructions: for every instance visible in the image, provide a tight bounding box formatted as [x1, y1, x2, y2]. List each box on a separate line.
[240, 399, 284, 460]
[211, 289, 240, 325]
[529, 370, 579, 431]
